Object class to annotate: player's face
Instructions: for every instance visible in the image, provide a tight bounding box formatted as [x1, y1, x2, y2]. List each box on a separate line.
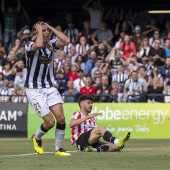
[82, 100, 93, 114]
[42, 25, 50, 42]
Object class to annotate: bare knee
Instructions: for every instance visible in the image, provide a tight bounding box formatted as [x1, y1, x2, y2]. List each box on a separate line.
[56, 115, 65, 124]
[100, 126, 107, 134]
[95, 126, 106, 135]
[44, 119, 55, 129]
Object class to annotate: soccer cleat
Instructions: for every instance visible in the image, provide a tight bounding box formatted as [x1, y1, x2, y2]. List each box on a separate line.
[116, 132, 130, 150]
[84, 146, 96, 152]
[31, 135, 44, 155]
[55, 148, 71, 156]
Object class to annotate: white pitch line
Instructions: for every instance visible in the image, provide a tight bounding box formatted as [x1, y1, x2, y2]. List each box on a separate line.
[0, 151, 78, 158]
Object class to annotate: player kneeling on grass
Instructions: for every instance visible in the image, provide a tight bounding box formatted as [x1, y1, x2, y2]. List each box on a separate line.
[69, 94, 130, 152]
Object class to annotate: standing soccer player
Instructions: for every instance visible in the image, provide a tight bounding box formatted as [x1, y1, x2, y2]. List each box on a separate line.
[25, 22, 71, 156]
[70, 94, 130, 152]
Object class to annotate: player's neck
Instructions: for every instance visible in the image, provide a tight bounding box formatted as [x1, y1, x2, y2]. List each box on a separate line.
[80, 109, 88, 116]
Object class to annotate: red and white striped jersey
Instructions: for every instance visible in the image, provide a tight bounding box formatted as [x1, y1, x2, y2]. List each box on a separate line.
[70, 111, 97, 145]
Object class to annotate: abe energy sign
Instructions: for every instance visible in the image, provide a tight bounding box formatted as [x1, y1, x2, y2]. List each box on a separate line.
[0, 103, 28, 137]
[28, 103, 170, 139]
[91, 103, 170, 138]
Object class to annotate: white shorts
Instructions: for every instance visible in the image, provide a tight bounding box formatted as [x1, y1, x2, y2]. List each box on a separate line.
[25, 87, 64, 117]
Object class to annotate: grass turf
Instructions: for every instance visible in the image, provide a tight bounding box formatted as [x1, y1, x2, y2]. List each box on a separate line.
[0, 138, 169, 170]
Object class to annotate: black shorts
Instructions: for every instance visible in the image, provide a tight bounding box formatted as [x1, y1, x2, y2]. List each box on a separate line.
[76, 129, 106, 151]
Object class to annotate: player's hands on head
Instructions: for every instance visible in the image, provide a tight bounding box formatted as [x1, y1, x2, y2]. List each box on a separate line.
[34, 22, 44, 33]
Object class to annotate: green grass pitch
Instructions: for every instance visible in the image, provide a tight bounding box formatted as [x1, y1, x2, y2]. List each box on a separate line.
[0, 138, 169, 170]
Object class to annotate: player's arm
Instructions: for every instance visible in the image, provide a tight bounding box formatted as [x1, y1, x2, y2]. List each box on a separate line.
[69, 113, 101, 128]
[31, 22, 44, 51]
[45, 23, 70, 48]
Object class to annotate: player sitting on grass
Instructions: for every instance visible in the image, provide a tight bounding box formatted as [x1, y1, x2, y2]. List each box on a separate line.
[69, 94, 130, 152]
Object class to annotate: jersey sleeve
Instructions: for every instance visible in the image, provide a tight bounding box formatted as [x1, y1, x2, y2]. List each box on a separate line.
[25, 41, 34, 52]
[70, 112, 80, 120]
[49, 39, 58, 49]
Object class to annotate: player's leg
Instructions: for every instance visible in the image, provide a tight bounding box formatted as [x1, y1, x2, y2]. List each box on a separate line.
[50, 104, 71, 156]
[26, 88, 54, 154]
[89, 126, 130, 150]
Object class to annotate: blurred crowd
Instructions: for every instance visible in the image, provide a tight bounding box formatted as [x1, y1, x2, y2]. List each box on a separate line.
[1, 0, 170, 103]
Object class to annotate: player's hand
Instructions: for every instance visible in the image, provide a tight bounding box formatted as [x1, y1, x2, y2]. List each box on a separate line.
[34, 22, 43, 33]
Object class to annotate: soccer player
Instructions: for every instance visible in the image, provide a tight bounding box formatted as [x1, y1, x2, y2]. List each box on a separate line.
[69, 94, 130, 152]
[25, 22, 71, 156]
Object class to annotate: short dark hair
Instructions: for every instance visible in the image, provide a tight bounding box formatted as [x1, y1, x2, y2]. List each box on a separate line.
[78, 94, 95, 107]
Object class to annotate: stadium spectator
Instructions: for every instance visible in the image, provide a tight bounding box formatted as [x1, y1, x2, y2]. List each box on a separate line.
[92, 69, 102, 82]
[109, 81, 127, 102]
[54, 50, 66, 71]
[74, 54, 86, 71]
[13, 67, 26, 90]
[92, 77, 101, 88]
[124, 71, 146, 102]
[96, 75, 111, 102]
[138, 66, 147, 80]
[0, 80, 12, 102]
[69, 46, 79, 64]
[63, 55, 72, 73]
[149, 30, 164, 47]
[105, 48, 126, 75]
[127, 53, 141, 72]
[143, 76, 168, 102]
[131, 25, 146, 51]
[114, 30, 126, 49]
[82, 0, 104, 31]
[80, 76, 96, 95]
[149, 39, 166, 68]
[73, 69, 86, 92]
[62, 80, 79, 102]
[11, 38, 21, 54]
[69, 94, 130, 152]
[25, 22, 71, 156]
[112, 65, 128, 92]
[11, 87, 27, 103]
[143, 18, 159, 38]
[91, 58, 106, 79]
[66, 63, 79, 81]
[8, 50, 18, 68]
[119, 34, 136, 61]
[16, 43, 26, 62]
[145, 58, 155, 77]
[115, 20, 133, 38]
[92, 41, 111, 61]
[160, 58, 170, 79]
[76, 36, 90, 57]
[79, 21, 94, 45]
[1, 0, 21, 55]
[163, 38, 170, 58]
[84, 51, 97, 75]
[161, 20, 170, 40]
[92, 22, 114, 46]
[54, 68, 68, 95]
[2, 61, 16, 88]
[136, 37, 151, 64]
[63, 21, 79, 44]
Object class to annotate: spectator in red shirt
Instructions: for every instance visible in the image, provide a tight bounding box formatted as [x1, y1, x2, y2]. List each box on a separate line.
[119, 35, 136, 61]
[66, 63, 79, 81]
[80, 76, 97, 94]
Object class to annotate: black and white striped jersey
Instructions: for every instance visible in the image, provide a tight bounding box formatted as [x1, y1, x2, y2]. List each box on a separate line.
[24, 39, 57, 89]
